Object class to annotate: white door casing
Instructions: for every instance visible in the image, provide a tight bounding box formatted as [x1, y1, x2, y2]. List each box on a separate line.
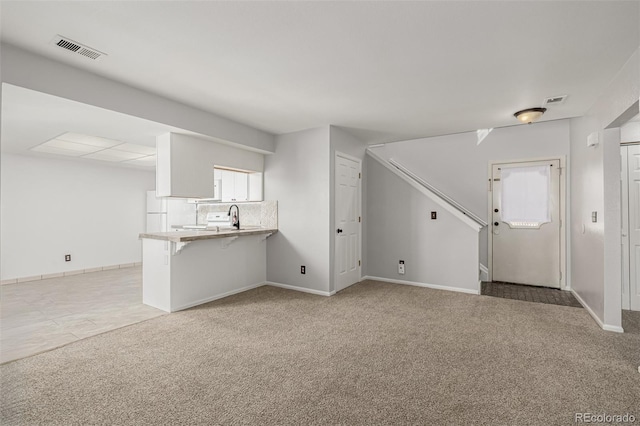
[335, 153, 361, 292]
[625, 145, 640, 310]
[491, 159, 562, 288]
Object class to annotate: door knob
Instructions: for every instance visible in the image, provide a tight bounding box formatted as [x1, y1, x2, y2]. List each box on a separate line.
[494, 209, 499, 213]
[337, 229, 343, 233]
[494, 222, 499, 226]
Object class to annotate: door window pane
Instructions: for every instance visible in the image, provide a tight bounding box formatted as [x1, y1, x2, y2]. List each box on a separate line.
[500, 165, 551, 228]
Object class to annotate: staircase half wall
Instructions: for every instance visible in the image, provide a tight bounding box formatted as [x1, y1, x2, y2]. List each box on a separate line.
[364, 152, 480, 294]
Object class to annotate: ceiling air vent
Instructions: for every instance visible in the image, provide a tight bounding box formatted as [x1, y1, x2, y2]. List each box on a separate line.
[543, 95, 567, 106]
[50, 35, 107, 61]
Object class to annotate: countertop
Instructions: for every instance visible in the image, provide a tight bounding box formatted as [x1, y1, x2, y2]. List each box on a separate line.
[139, 227, 278, 243]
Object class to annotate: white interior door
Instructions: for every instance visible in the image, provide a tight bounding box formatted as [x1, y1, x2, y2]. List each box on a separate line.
[335, 153, 361, 292]
[491, 159, 561, 288]
[625, 145, 640, 310]
[621, 146, 630, 310]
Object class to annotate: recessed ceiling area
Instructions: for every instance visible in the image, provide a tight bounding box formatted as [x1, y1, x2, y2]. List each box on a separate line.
[0, 83, 215, 170]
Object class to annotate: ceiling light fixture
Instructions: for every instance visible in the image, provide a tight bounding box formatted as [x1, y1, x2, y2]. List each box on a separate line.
[514, 107, 547, 124]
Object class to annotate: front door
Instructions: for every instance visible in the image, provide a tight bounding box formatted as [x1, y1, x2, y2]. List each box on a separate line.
[335, 153, 361, 292]
[491, 159, 561, 288]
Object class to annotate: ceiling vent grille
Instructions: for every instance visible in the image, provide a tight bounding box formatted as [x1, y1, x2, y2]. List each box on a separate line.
[50, 35, 107, 61]
[543, 95, 567, 106]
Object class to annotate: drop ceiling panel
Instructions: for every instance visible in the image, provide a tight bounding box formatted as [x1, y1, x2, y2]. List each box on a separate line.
[45, 138, 102, 153]
[114, 143, 156, 155]
[83, 150, 146, 162]
[57, 132, 121, 148]
[31, 144, 86, 157]
[124, 155, 156, 166]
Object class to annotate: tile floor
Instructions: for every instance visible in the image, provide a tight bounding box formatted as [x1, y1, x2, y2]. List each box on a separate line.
[622, 309, 640, 334]
[481, 281, 583, 308]
[0, 266, 165, 363]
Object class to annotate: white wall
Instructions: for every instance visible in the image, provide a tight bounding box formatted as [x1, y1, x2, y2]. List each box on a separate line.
[0, 153, 154, 280]
[570, 116, 605, 319]
[621, 120, 640, 143]
[264, 125, 367, 294]
[0, 43, 275, 154]
[365, 156, 479, 292]
[603, 128, 622, 326]
[373, 120, 571, 266]
[264, 127, 331, 293]
[570, 47, 639, 331]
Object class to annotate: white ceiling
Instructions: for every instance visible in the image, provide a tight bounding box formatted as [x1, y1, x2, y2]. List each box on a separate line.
[1, 1, 639, 144]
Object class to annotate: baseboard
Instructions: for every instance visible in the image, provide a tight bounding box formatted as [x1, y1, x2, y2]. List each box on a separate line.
[1, 262, 143, 286]
[171, 281, 266, 312]
[265, 281, 332, 297]
[602, 324, 625, 333]
[361, 275, 480, 295]
[570, 289, 624, 333]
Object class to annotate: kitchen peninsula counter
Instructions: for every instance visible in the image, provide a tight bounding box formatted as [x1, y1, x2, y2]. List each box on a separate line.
[139, 227, 277, 243]
[140, 226, 276, 313]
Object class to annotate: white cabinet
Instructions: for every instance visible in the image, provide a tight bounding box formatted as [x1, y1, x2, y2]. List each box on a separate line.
[219, 169, 248, 202]
[248, 172, 263, 202]
[213, 169, 262, 202]
[234, 172, 248, 201]
[156, 134, 213, 198]
[213, 169, 263, 202]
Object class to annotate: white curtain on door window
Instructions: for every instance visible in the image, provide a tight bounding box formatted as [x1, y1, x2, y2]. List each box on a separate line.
[500, 165, 551, 225]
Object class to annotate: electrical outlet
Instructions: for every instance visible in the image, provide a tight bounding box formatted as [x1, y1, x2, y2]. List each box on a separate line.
[301, 265, 306, 274]
[398, 260, 405, 275]
[65, 254, 71, 262]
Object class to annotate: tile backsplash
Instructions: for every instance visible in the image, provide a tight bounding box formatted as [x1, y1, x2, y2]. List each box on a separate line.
[197, 201, 277, 229]
[260, 201, 278, 229]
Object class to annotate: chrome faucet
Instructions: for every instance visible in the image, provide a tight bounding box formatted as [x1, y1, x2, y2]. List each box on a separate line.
[228, 204, 240, 230]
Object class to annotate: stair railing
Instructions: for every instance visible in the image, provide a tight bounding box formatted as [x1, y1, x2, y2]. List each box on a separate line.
[366, 148, 487, 230]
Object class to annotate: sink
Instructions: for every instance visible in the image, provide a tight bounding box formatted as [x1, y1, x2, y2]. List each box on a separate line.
[182, 225, 207, 230]
[202, 225, 240, 232]
[213, 226, 260, 232]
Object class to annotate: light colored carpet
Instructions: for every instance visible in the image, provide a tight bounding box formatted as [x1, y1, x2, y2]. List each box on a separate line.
[1, 280, 639, 425]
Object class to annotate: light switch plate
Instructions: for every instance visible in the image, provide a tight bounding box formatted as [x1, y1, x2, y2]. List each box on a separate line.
[592, 211, 597, 223]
